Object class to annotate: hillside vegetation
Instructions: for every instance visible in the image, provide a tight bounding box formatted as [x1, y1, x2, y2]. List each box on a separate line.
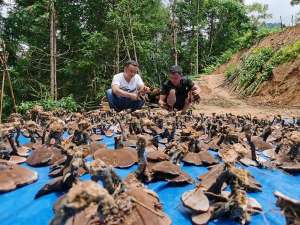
[214, 24, 300, 106]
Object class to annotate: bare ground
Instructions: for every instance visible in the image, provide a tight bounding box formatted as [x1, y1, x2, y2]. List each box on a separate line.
[193, 74, 300, 119]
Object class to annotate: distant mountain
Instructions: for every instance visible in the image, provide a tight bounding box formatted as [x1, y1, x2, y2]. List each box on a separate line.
[265, 22, 282, 28]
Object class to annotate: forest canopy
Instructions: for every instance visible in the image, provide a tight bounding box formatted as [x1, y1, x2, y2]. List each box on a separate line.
[0, 0, 283, 116]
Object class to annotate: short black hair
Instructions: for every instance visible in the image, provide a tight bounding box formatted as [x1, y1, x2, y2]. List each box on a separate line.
[170, 65, 183, 75]
[125, 60, 139, 68]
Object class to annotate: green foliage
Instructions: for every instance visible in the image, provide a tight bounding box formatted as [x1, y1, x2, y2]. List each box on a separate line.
[202, 23, 282, 76]
[175, 0, 251, 75]
[225, 64, 236, 78]
[201, 0, 250, 67]
[202, 64, 217, 75]
[17, 96, 79, 115]
[291, 0, 300, 5]
[271, 40, 300, 65]
[237, 47, 273, 89]
[227, 47, 273, 96]
[202, 24, 281, 75]
[255, 26, 280, 40]
[2, 0, 170, 108]
[2, 0, 280, 112]
[236, 26, 280, 49]
[202, 49, 235, 74]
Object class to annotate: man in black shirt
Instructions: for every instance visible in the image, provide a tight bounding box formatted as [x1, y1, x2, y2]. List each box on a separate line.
[159, 65, 200, 111]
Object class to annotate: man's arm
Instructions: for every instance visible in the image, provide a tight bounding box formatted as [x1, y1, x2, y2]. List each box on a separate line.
[136, 75, 150, 94]
[158, 82, 169, 108]
[112, 84, 138, 100]
[159, 94, 167, 108]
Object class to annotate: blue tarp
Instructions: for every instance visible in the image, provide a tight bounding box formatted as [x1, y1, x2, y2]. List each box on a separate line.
[0, 134, 300, 225]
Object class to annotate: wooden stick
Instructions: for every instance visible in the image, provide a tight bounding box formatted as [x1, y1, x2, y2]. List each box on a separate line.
[131, 197, 165, 218]
[0, 42, 17, 114]
[0, 67, 5, 124]
[5, 64, 17, 113]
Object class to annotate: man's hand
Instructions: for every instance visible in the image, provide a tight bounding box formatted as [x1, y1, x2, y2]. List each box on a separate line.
[192, 89, 200, 96]
[190, 84, 201, 103]
[128, 93, 139, 101]
[139, 86, 151, 95]
[158, 99, 166, 108]
[192, 89, 201, 102]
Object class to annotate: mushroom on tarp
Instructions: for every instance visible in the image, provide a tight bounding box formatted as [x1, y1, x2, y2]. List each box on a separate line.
[52, 180, 172, 225]
[26, 145, 65, 167]
[274, 191, 300, 225]
[94, 148, 138, 168]
[0, 160, 38, 193]
[182, 151, 218, 166]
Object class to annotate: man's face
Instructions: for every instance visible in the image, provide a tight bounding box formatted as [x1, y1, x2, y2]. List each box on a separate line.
[169, 72, 182, 86]
[124, 64, 138, 79]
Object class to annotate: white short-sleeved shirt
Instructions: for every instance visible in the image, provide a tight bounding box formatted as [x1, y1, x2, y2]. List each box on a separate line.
[111, 72, 144, 93]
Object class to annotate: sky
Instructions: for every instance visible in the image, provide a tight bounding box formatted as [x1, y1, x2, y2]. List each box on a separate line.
[244, 0, 300, 25]
[1, 0, 14, 17]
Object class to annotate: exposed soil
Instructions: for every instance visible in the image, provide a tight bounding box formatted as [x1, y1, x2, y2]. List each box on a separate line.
[214, 24, 300, 76]
[194, 73, 300, 119]
[251, 58, 300, 106]
[201, 24, 300, 116]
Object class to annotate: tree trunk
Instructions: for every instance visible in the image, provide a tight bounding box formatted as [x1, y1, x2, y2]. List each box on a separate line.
[0, 69, 5, 123]
[208, 13, 215, 57]
[50, 0, 57, 100]
[195, 0, 200, 76]
[121, 27, 131, 60]
[5, 68, 17, 113]
[115, 29, 120, 74]
[127, 0, 138, 63]
[53, 8, 57, 100]
[0, 41, 17, 122]
[171, 0, 178, 65]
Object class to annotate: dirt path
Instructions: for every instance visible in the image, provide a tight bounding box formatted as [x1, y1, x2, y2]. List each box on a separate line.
[193, 74, 300, 119]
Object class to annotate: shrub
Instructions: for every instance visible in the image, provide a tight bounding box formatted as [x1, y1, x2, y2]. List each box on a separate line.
[236, 47, 273, 90]
[225, 64, 236, 78]
[17, 95, 80, 115]
[202, 49, 235, 75]
[271, 40, 300, 65]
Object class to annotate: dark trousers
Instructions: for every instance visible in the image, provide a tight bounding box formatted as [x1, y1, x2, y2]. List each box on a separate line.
[106, 89, 144, 112]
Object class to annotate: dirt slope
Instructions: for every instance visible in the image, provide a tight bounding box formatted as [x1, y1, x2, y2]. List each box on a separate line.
[211, 24, 300, 108]
[252, 58, 300, 106]
[194, 74, 300, 118]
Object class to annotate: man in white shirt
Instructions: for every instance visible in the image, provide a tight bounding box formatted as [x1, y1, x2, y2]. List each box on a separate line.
[106, 60, 150, 112]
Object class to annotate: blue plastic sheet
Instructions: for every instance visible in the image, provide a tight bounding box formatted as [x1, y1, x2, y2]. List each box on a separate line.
[1, 134, 300, 225]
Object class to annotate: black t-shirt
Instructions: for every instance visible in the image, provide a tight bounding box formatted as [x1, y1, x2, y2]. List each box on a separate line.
[161, 77, 194, 110]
